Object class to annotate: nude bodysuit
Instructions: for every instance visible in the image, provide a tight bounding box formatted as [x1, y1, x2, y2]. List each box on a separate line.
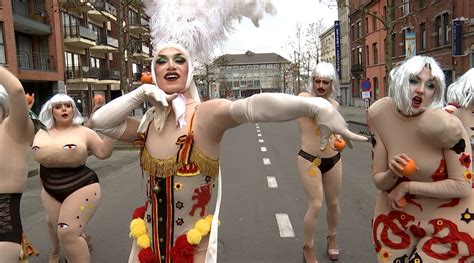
[368, 97, 474, 262]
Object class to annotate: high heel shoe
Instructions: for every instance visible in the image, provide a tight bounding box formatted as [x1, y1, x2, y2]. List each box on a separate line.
[303, 245, 319, 263]
[327, 234, 339, 261]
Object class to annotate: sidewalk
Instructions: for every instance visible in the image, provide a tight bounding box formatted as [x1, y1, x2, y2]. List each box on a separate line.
[340, 105, 368, 126]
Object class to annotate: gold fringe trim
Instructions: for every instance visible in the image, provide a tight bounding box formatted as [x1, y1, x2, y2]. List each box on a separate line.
[140, 147, 219, 178]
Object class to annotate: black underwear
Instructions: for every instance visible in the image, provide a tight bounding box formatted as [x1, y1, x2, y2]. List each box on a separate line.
[40, 165, 99, 203]
[0, 193, 22, 244]
[298, 149, 341, 174]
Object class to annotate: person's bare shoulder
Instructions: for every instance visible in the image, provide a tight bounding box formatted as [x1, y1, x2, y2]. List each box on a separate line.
[298, 92, 312, 97]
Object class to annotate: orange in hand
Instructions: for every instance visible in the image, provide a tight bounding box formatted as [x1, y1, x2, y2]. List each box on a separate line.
[333, 138, 346, 151]
[400, 158, 416, 177]
[140, 72, 153, 84]
[397, 197, 407, 208]
[25, 93, 33, 104]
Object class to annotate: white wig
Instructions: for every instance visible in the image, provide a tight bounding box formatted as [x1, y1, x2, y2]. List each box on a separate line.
[447, 68, 474, 108]
[150, 43, 201, 103]
[307, 62, 340, 99]
[388, 55, 445, 115]
[39, 93, 84, 129]
[0, 85, 9, 120]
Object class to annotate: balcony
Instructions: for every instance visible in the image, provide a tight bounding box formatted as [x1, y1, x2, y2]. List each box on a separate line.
[12, 0, 51, 35]
[131, 42, 150, 61]
[63, 25, 97, 48]
[65, 66, 99, 84]
[132, 72, 144, 87]
[129, 17, 149, 35]
[58, 0, 93, 12]
[90, 34, 118, 55]
[351, 64, 364, 72]
[88, 0, 117, 22]
[17, 50, 56, 71]
[97, 68, 120, 85]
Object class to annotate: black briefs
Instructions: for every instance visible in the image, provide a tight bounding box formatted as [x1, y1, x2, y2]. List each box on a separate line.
[40, 165, 99, 203]
[298, 149, 341, 174]
[0, 193, 22, 244]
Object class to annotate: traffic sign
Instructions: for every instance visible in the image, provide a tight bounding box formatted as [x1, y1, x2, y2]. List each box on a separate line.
[360, 80, 371, 92]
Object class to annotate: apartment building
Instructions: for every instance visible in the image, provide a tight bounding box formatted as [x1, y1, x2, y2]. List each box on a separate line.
[214, 50, 292, 98]
[346, 0, 474, 106]
[337, 0, 352, 106]
[1, 0, 65, 113]
[320, 25, 336, 65]
[59, 0, 151, 116]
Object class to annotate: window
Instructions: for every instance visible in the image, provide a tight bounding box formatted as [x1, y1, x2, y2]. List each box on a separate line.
[0, 24, 5, 64]
[443, 13, 450, 44]
[357, 46, 363, 65]
[391, 33, 396, 56]
[240, 80, 246, 86]
[417, 0, 426, 9]
[254, 80, 260, 87]
[366, 17, 369, 33]
[233, 80, 239, 87]
[357, 20, 362, 39]
[366, 45, 369, 65]
[402, 0, 410, 16]
[372, 13, 377, 32]
[420, 23, 426, 50]
[373, 77, 378, 99]
[372, 43, 378, 64]
[435, 16, 442, 46]
[383, 6, 386, 19]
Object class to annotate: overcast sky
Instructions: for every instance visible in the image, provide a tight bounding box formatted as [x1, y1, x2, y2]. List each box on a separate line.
[214, 0, 338, 60]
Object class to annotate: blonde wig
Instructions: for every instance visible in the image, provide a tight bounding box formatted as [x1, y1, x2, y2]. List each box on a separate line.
[150, 43, 201, 103]
[39, 93, 84, 129]
[447, 68, 474, 108]
[307, 62, 340, 99]
[0, 85, 9, 120]
[388, 56, 445, 115]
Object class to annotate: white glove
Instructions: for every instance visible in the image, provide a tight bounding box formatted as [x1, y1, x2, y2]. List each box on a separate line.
[229, 93, 367, 149]
[92, 84, 175, 138]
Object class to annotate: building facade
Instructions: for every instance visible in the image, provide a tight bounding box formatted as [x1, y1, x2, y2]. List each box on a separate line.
[1, 0, 65, 113]
[338, 0, 352, 106]
[213, 50, 292, 98]
[320, 25, 336, 65]
[345, 0, 474, 106]
[59, 0, 151, 116]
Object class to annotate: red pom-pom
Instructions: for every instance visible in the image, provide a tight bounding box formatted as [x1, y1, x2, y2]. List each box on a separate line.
[170, 235, 195, 263]
[132, 204, 148, 219]
[138, 248, 157, 263]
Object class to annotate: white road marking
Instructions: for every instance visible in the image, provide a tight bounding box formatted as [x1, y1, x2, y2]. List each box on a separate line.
[257, 134, 262, 137]
[259, 139, 264, 143]
[257, 129, 261, 132]
[263, 158, 271, 165]
[275, 213, 295, 238]
[267, 176, 278, 188]
[260, 147, 267, 152]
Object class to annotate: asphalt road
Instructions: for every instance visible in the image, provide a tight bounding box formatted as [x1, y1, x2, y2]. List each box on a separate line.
[22, 121, 377, 263]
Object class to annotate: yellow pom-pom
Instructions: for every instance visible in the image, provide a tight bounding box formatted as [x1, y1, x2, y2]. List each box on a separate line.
[129, 218, 147, 238]
[137, 234, 150, 248]
[195, 219, 211, 236]
[205, 215, 213, 224]
[186, 229, 202, 245]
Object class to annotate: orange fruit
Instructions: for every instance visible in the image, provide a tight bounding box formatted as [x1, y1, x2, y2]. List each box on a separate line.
[397, 197, 407, 208]
[25, 93, 33, 104]
[333, 138, 346, 151]
[93, 95, 105, 106]
[400, 158, 416, 177]
[140, 72, 153, 84]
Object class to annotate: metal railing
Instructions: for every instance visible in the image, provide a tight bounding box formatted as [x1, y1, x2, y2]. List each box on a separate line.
[97, 34, 118, 48]
[12, 0, 49, 24]
[92, 0, 117, 16]
[98, 68, 120, 80]
[17, 50, 55, 71]
[63, 25, 98, 41]
[65, 66, 99, 79]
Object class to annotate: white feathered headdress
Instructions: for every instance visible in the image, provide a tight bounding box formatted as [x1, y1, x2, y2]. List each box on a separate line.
[143, 0, 276, 62]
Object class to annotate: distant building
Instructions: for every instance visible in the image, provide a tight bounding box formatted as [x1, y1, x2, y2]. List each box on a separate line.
[320, 25, 336, 65]
[338, 0, 352, 106]
[213, 50, 293, 98]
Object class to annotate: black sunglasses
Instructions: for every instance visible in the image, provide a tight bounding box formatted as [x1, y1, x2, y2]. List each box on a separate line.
[314, 79, 330, 85]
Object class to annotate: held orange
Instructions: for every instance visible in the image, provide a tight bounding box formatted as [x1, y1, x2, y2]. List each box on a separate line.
[333, 138, 346, 151]
[140, 72, 153, 84]
[25, 93, 33, 104]
[397, 197, 407, 208]
[400, 158, 416, 177]
[93, 95, 105, 106]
